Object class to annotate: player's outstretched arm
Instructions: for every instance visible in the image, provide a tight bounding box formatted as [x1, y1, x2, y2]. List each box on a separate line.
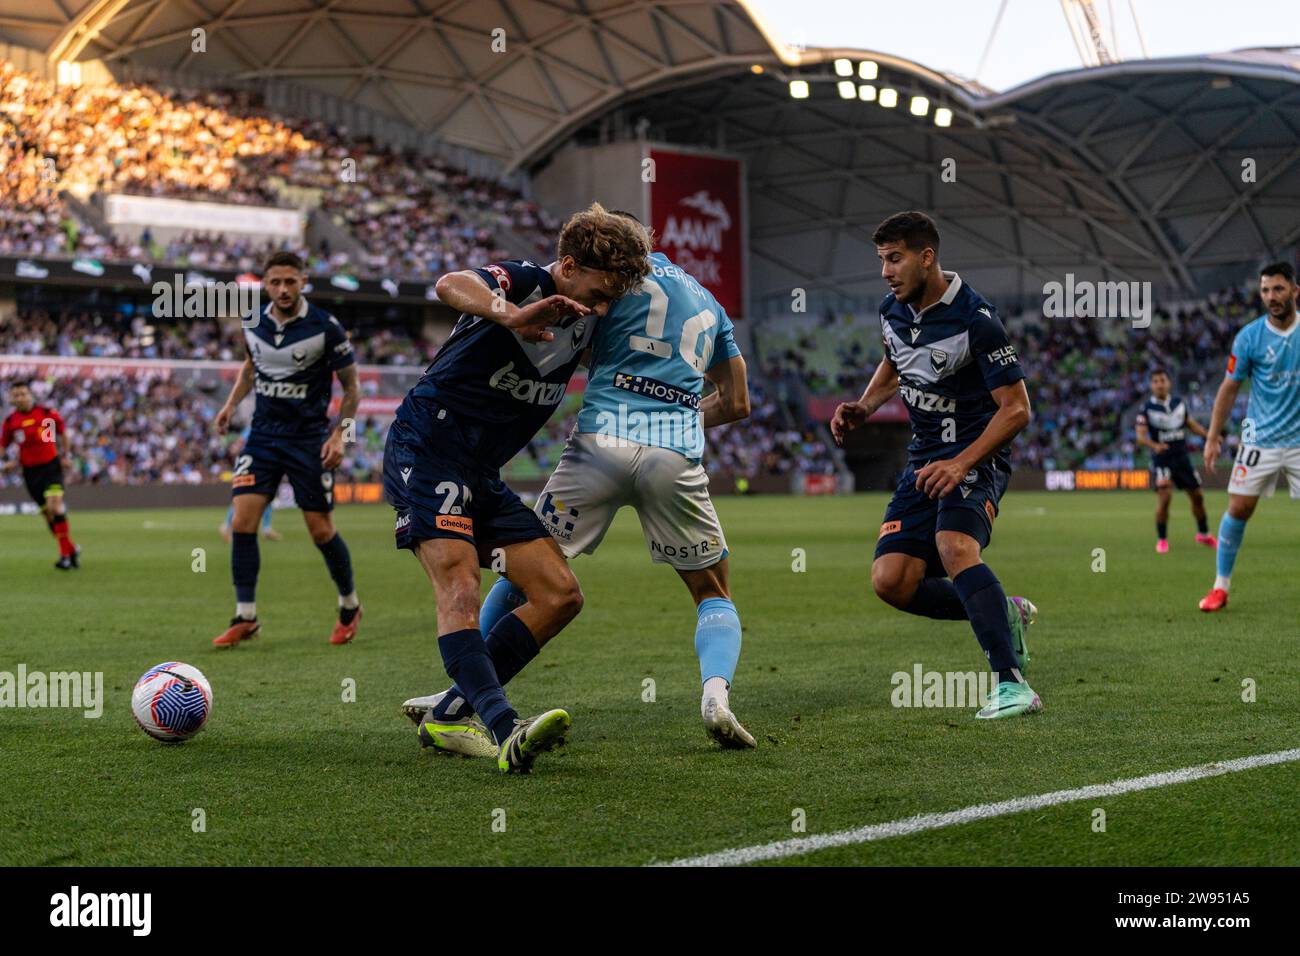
[1203, 376, 1241, 470]
[831, 361, 899, 446]
[914, 380, 1031, 499]
[434, 270, 589, 343]
[1185, 414, 1209, 440]
[214, 359, 256, 434]
[701, 355, 751, 428]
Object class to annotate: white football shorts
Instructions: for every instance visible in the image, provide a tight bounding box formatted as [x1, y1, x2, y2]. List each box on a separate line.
[535, 431, 727, 570]
[1226, 444, 1300, 498]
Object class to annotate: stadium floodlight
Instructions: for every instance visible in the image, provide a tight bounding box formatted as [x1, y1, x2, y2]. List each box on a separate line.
[859, 60, 879, 80]
[879, 87, 898, 108]
[934, 107, 953, 127]
[858, 84, 877, 102]
[838, 80, 856, 99]
[789, 79, 810, 99]
[910, 96, 930, 117]
[56, 61, 82, 87]
[834, 58, 854, 77]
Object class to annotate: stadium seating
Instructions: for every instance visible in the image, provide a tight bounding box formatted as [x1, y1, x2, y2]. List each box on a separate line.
[752, 284, 1258, 472]
[0, 62, 555, 280]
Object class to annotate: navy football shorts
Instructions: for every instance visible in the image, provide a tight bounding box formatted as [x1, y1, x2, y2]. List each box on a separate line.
[874, 458, 1010, 567]
[382, 408, 549, 564]
[1151, 454, 1201, 491]
[231, 430, 334, 512]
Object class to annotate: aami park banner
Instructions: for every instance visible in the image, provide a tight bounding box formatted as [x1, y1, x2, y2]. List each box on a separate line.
[647, 148, 745, 318]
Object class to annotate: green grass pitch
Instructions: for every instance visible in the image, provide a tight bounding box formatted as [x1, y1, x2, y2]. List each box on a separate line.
[2, 492, 1297, 866]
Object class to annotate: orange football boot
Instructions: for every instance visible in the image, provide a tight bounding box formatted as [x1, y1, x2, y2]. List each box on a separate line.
[213, 617, 260, 647]
[330, 606, 362, 645]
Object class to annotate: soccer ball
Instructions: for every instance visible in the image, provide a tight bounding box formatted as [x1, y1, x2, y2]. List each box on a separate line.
[131, 662, 212, 742]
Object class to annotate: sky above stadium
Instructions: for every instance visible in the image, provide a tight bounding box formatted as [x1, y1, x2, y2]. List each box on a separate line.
[748, 0, 1300, 91]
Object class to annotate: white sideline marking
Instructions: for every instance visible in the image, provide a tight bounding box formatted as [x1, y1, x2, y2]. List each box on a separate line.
[657, 748, 1300, 867]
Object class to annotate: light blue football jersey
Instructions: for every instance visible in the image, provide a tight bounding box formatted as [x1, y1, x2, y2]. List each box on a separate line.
[577, 253, 742, 461]
[1228, 314, 1300, 447]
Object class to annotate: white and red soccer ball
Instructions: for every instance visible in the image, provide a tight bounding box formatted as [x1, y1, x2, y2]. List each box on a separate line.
[131, 662, 212, 742]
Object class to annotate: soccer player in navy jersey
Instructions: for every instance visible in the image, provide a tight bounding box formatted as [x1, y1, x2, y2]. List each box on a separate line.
[384, 202, 652, 772]
[403, 215, 757, 752]
[1135, 367, 1215, 553]
[211, 251, 363, 648]
[832, 211, 1042, 719]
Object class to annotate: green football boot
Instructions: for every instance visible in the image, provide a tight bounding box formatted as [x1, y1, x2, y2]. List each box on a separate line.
[417, 709, 498, 758]
[1006, 596, 1037, 675]
[976, 680, 1043, 720]
[497, 709, 572, 774]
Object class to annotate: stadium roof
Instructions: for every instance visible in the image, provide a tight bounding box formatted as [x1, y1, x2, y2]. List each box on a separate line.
[596, 46, 1300, 304]
[6, 1, 1299, 299]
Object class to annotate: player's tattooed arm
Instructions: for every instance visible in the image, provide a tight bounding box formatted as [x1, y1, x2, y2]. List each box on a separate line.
[701, 355, 751, 428]
[321, 365, 360, 470]
[434, 271, 589, 343]
[830, 361, 899, 445]
[214, 359, 256, 434]
[1203, 376, 1241, 470]
[915, 380, 1031, 499]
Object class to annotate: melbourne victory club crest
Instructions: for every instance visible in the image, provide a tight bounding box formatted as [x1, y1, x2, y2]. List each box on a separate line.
[568, 317, 587, 350]
[930, 348, 948, 375]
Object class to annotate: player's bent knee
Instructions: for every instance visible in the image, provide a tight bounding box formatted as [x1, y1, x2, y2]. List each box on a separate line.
[303, 514, 335, 545]
[871, 564, 912, 609]
[935, 539, 979, 578]
[680, 563, 729, 604]
[1227, 496, 1257, 521]
[548, 576, 584, 623]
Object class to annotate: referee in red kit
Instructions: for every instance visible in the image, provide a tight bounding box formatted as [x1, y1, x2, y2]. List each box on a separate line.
[2, 381, 80, 570]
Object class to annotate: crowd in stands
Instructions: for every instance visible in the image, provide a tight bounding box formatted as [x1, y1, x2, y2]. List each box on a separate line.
[1010, 285, 1252, 469]
[754, 309, 880, 396]
[1, 308, 829, 486]
[0, 61, 557, 280]
[0, 308, 438, 367]
[2, 374, 229, 485]
[752, 284, 1259, 472]
[0, 371, 830, 489]
[708, 381, 837, 480]
[3, 280, 1263, 489]
[0, 53, 1266, 484]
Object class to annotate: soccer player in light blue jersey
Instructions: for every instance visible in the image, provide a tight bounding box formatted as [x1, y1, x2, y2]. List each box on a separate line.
[1199, 262, 1300, 611]
[404, 216, 757, 749]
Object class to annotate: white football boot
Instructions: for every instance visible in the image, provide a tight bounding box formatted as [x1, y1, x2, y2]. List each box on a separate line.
[702, 695, 757, 749]
[401, 690, 447, 724]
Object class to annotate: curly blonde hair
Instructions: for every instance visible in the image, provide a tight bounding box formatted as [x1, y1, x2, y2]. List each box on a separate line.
[556, 201, 653, 297]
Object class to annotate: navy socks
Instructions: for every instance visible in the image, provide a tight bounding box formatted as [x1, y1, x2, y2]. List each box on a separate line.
[952, 564, 1019, 682]
[435, 613, 539, 722]
[436, 628, 517, 744]
[316, 533, 355, 597]
[903, 577, 968, 621]
[231, 531, 259, 605]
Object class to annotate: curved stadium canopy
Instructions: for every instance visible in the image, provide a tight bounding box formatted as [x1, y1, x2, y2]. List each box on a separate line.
[6, 0, 1299, 302]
